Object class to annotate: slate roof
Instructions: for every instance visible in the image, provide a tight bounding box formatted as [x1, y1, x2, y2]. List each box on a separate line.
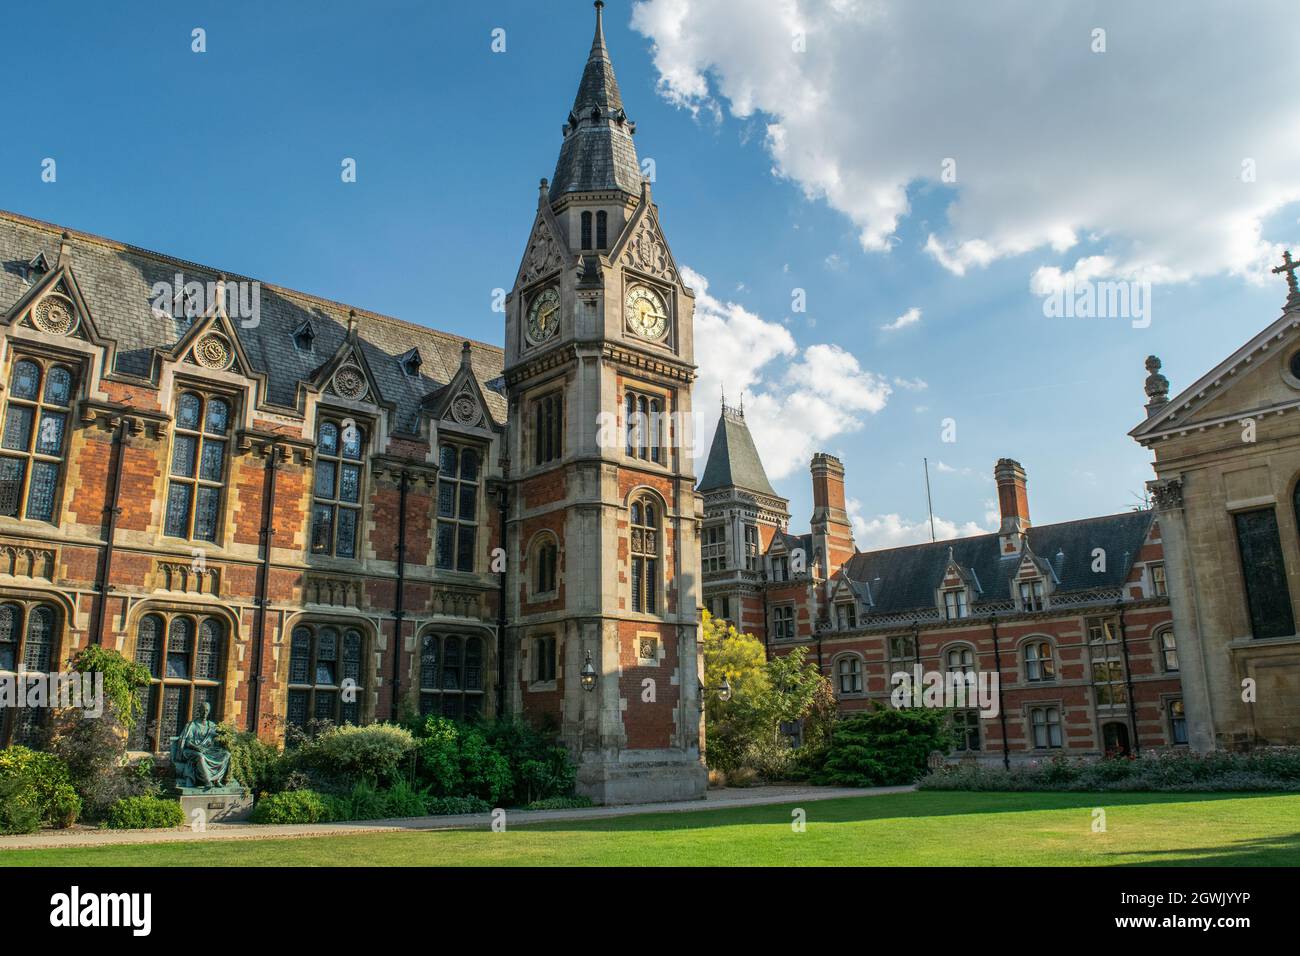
[549, 2, 643, 202]
[837, 510, 1154, 615]
[0, 210, 506, 435]
[698, 407, 779, 496]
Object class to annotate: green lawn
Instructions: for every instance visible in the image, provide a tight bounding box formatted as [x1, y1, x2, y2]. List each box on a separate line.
[4, 791, 1298, 866]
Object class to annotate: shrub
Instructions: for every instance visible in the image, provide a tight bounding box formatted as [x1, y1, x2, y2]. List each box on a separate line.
[50, 706, 154, 822]
[416, 717, 464, 796]
[293, 723, 415, 788]
[0, 776, 41, 834]
[425, 796, 491, 815]
[382, 779, 432, 818]
[814, 707, 953, 787]
[106, 795, 184, 830]
[0, 746, 81, 829]
[917, 748, 1300, 793]
[249, 789, 331, 824]
[728, 767, 758, 788]
[217, 725, 287, 794]
[524, 795, 594, 811]
[482, 718, 576, 803]
[739, 738, 799, 781]
[415, 717, 543, 805]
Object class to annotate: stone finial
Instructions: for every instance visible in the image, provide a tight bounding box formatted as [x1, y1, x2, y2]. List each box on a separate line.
[1144, 355, 1169, 415]
[461, 341, 473, 368]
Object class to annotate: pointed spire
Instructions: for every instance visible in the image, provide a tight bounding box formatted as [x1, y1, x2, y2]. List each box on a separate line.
[550, 2, 641, 202]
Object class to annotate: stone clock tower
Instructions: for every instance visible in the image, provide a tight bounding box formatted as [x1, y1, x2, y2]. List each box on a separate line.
[501, 1, 706, 803]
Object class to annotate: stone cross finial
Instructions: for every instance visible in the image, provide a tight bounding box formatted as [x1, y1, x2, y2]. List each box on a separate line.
[1272, 250, 1300, 309]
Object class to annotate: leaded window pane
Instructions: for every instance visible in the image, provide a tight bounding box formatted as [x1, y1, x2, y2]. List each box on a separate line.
[43, 367, 72, 405]
[23, 607, 53, 671]
[192, 487, 220, 541]
[171, 435, 197, 477]
[130, 685, 158, 750]
[336, 508, 357, 558]
[0, 605, 16, 671]
[437, 480, 454, 517]
[435, 524, 454, 569]
[456, 525, 474, 571]
[136, 615, 162, 679]
[441, 695, 461, 718]
[287, 689, 308, 727]
[193, 685, 219, 721]
[314, 690, 337, 721]
[311, 503, 334, 553]
[161, 685, 189, 745]
[342, 630, 362, 683]
[199, 440, 225, 482]
[439, 444, 457, 476]
[460, 448, 479, 481]
[465, 638, 482, 690]
[420, 637, 438, 689]
[315, 460, 336, 498]
[458, 484, 476, 519]
[3, 407, 33, 451]
[11, 361, 39, 400]
[177, 393, 201, 430]
[36, 411, 65, 455]
[341, 424, 363, 459]
[289, 628, 311, 683]
[1236, 508, 1296, 639]
[25, 461, 58, 521]
[0, 458, 24, 517]
[463, 695, 482, 718]
[205, 398, 230, 434]
[196, 619, 222, 681]
[340, 464, 360, 503]
[442, 638, 461, 690]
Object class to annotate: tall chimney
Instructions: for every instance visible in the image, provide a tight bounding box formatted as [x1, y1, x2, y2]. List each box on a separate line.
[810, 453, 855, 576]
[994, 458, 1030, 557]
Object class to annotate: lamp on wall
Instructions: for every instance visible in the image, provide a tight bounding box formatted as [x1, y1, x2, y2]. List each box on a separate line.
[579, 650, 597, 692]
[698, 675, 732, 711]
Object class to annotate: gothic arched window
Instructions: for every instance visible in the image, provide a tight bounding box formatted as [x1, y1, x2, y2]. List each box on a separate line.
[418, 633, 484, 719]
[287, 624, 365, 729]
[0, 357, 75, 522]
[165, 391, 231, 542]
[311, 418, 366, 558]
[625, 391, 662, 463]
[130, 611, 226, 752]
[533, 392, 563, 466]
[630, 496, 660, 614]
[534, 538, 558, 597]
[0, 602, 60, 746]
[596, 210, 608, 248]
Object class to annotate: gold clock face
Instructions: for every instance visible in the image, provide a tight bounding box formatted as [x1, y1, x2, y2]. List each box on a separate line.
[526, 286, 560, 343]
[625, 285, 668, 340]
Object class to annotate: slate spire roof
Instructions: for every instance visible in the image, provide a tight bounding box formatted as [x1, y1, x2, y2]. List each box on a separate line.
[698, 403, 779, 497]
[549, 1, 643, 202]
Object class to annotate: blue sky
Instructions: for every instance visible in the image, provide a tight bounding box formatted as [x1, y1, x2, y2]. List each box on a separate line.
[2, 1, 1295, 546]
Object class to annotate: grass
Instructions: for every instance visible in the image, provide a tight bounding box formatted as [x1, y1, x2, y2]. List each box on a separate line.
[3, 791, 1298, 866]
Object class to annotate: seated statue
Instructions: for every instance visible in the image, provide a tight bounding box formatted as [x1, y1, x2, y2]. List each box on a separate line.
[170, 702, 233, 790]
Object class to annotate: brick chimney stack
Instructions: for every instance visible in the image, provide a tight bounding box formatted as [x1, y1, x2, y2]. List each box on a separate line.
[995, 458, 1030, 556]
[810, 453, 855, 576]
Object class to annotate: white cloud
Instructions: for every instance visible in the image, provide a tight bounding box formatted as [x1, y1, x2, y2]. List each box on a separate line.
[686, 265, 891, 480]
[632, 0, 1300, 288]
[881, 306, 921, 332]
[892, 375, 927, 391]
[846, 498, 992, 550]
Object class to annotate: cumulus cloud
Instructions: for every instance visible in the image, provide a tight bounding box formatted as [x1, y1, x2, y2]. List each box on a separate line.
[632, 0, 1300, 287]
[846, 497, 992, 550]
[686, 265, 891, 480]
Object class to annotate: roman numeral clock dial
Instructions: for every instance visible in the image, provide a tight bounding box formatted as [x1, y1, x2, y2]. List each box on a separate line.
[526, 286, 560, 344]
[625, 284, 668, 341]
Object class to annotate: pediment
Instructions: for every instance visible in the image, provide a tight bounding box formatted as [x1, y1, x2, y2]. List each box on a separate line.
[168, 293, 255, 377]
[612, 191, 680, 286]
[308, 333, 383, 406]
[426, 346, 497, 434]
[1133, 310, 1300, 439]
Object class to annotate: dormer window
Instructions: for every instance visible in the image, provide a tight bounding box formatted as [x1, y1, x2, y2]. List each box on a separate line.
[943, 588, 967, 620]
[770, 555, 789, 582]
[400, 348, 422, 379]
[1019, 579, 1046, 612]
[292, 321, 315, 354]
[835, 602, 856, 630]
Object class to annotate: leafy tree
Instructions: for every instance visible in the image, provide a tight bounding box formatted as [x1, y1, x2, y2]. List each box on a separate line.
[67, 645, 150, 736]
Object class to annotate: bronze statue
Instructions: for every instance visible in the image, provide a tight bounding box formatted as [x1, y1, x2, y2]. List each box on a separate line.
[171, 702, 233, 790]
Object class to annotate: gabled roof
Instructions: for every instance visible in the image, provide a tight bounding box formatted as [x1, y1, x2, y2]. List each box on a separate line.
[839, 510, 1155, 616]
[0, 210, 507, 431]
[549, 2, 642, 201]
[698, 406, 778, 496]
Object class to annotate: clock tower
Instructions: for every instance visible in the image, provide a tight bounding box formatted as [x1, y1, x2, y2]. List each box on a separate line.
[502, 1, 706, 803]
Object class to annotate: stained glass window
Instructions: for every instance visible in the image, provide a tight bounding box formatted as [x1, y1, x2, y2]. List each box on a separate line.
[0, 357, 74, 522]
[131, 613, 224, 752]
[164, 391, 230, 541]
[311, 418, 366, 558]
[418, 634, 486, 717]
[287, 624, 366, 728]
[435, 444, 481, 571]
[630, 495, 659, 614]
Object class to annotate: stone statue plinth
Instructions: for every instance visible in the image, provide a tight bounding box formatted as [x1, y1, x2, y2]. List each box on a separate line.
[169, 702, 252, 824]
